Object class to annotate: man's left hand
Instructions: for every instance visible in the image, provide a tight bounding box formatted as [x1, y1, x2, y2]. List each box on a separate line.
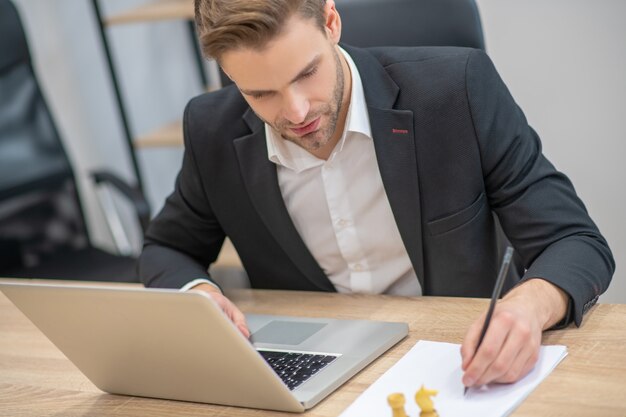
[460, 278, 569, 388]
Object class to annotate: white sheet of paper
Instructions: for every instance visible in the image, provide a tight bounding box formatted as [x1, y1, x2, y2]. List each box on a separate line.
[339, 340, 567, 417]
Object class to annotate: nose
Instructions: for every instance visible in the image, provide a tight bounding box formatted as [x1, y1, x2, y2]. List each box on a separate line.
[281, 88, 309, 125]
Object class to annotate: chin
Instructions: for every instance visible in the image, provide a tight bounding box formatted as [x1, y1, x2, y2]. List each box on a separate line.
[302, 135, 329, 150]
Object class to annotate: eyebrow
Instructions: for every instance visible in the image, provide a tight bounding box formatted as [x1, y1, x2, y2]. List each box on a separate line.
[239, 55, 322, 97]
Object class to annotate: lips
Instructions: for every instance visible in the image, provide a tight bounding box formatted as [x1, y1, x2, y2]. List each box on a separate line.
[290, 117, 321, 136]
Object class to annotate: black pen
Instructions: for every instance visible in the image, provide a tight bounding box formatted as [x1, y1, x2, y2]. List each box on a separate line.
[464, 246, 514, 396]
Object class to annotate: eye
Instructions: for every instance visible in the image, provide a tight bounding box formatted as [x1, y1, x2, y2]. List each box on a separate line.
[248, 90, 277, 100]
[300, 67, 318, 80]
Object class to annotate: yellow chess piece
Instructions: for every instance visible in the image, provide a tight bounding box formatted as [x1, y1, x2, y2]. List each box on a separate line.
[387, 392, 409, 417]
[415, 385, 439, 417]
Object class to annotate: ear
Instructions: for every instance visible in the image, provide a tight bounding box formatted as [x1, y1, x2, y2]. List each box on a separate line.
[323, 0, 342, 44]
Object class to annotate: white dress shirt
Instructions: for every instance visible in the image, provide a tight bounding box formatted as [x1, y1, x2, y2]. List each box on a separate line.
[264, 48, 421, 296]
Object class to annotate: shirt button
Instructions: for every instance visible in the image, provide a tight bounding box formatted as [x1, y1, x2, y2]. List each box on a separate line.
[337, 219, 350, 227]
[353, 263, 364, 272]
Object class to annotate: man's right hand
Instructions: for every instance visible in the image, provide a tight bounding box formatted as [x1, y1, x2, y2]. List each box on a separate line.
[189, 283, 250, 338]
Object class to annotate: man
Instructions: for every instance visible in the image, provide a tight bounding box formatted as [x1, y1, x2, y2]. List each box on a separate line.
[139, 0, 614, 390]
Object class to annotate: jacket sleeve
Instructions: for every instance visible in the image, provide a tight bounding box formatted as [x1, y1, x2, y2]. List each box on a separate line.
[465, 49, 615, 326]
[138, 99, 225, 290]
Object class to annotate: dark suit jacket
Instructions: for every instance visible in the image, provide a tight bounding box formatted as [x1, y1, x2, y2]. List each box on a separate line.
[139, 45, 614, 327]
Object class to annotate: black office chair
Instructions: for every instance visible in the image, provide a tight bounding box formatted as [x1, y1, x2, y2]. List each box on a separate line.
[337, 0, 484, 50]
[0, 0, 149, 282]
[217, 0, 484, 86]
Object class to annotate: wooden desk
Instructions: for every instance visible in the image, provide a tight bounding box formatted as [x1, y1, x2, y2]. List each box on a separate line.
[1, 287, 625, 416]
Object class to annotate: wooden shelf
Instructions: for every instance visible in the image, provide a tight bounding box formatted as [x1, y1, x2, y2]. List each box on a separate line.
[105, 0, 194, 26]
[135, 120, 184, 148]
[134, 84, 218, 148]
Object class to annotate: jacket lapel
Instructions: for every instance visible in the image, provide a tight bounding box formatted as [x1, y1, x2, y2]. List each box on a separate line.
[345, 46, 426, 289]
[233, 110, 335, 291]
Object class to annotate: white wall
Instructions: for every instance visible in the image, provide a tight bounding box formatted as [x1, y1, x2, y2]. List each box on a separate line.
[12, 0, 625, 302]
[475, 0, 625, 302]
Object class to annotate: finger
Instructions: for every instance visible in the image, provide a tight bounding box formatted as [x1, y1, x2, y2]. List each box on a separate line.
[462, 310, 513, 387]
[208, 293, 250, 338]
[228, 303, 250, 339]
[461, 312, 486, 370]
[474, 321, 528, 386]
[497, 339, 540, 384]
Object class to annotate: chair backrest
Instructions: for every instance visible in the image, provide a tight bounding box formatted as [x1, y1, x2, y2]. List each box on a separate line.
[337, 0, 485, 50]
[0, 0, 89, 270]
[0, 0, 75, 201]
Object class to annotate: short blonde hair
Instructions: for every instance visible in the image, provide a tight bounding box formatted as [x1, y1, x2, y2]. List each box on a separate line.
[194, 0, 327, 60]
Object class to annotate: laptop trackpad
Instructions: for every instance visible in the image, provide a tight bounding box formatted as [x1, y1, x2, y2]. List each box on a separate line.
[251, 321, 327, 345]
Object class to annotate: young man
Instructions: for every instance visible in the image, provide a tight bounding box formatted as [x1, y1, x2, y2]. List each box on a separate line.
[139, 0, 614, 390]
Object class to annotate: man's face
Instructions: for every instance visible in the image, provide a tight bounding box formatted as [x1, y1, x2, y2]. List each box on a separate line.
[220, 13, 349, 157]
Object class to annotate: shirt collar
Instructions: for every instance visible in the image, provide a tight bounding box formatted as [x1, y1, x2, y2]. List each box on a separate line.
[265, 47, 372, 172]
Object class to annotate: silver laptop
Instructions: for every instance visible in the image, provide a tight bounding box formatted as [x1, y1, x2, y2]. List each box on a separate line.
[0, 281, 407, 412]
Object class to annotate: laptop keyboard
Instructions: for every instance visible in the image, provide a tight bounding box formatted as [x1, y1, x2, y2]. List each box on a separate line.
[258, 350, 339, 390]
